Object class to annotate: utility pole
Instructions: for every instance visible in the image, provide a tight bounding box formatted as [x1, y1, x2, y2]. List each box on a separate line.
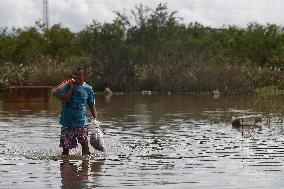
[43, 0, 49, 30]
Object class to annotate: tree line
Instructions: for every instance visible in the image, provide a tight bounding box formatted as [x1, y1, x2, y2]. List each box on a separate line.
[1, 3, 284, 94]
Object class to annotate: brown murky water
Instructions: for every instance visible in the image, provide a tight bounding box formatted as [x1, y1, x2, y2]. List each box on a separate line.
[1, 95, 284, 188]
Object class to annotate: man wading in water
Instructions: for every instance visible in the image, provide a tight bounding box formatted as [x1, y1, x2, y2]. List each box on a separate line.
[52, 68, 97, 155]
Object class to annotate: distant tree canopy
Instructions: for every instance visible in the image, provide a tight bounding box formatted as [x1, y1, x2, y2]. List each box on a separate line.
[1, 3, 284, 94]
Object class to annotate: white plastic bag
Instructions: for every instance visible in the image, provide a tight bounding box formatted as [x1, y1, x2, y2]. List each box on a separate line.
[90, 119, 106, 152]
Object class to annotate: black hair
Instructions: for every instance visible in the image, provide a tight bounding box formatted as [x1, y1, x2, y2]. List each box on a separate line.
[75, 67, 83, 71]
[73, 67, 84, 74]
[72, 67, 90, 80]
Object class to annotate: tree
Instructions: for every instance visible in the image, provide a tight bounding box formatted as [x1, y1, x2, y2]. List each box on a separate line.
[44, 24, 77, 61]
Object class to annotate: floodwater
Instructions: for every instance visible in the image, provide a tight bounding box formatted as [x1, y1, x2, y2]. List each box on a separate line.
[1, 95, 284, 189]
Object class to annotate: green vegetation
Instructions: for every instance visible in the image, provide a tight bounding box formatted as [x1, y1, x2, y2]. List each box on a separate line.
[255, 86, 284, 96]
[1, 3, 284, 95]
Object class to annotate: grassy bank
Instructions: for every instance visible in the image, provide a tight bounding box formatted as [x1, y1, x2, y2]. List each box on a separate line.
[1, 59, 283, 96]
[1, 4, 284, 94]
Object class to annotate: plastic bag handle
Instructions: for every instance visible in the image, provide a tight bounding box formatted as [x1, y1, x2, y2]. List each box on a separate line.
[86, 115, 106, 134]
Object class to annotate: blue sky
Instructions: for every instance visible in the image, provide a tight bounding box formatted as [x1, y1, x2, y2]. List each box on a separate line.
[0, 0, 284, 31]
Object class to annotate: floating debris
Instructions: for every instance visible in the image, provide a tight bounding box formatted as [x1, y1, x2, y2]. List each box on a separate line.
[232, 115, 262, 129]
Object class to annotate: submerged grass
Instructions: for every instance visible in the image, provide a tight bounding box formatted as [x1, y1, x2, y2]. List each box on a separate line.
[255, 86, 284, 96]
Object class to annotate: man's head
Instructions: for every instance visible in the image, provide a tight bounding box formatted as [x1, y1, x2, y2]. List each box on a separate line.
[72, 68, 85, 85]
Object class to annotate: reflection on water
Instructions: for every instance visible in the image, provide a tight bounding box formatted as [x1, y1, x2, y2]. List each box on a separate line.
[60, 158, 104, 189]
[2, 101, 49, 113]
[1, 95, 284, 188]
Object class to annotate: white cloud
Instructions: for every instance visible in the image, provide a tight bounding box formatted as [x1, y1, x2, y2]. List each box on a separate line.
[0, 0, 41, 28]
[0, 0, 284, 31]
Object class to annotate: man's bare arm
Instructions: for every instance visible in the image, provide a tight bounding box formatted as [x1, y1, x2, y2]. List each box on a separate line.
[89, 105, 97, 119]
[59, 84, 74, 104]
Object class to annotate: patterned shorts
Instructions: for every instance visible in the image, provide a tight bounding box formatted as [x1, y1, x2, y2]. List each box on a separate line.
[59, 125, 89, 149]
